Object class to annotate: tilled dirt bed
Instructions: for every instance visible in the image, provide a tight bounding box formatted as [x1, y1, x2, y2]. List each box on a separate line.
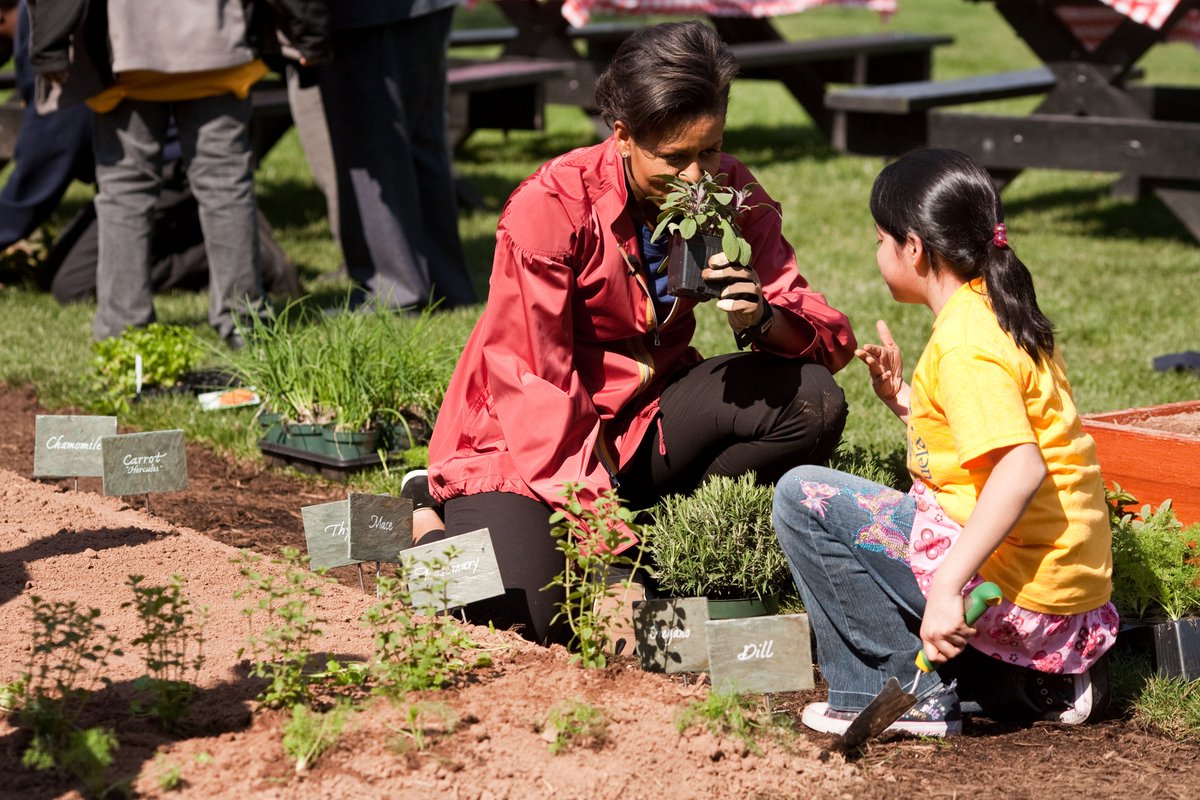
[1, 385, 1197, 799]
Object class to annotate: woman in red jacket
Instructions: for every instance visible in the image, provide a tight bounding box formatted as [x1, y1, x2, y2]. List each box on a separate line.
[418, 21, 857, 644]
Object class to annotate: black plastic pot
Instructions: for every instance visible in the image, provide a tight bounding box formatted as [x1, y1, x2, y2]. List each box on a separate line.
[666, 233, 724, 302]
[1120, 616, 1200, 680]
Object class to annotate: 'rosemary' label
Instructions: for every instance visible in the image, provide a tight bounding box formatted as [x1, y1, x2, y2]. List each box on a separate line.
[402, 528, 503, 611]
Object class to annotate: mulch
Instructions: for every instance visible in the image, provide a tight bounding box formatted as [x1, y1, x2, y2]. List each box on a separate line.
[4, 383, 1200, 798]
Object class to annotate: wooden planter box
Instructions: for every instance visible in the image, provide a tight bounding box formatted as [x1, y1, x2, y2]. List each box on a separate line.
[1082, 400, 1200, 526]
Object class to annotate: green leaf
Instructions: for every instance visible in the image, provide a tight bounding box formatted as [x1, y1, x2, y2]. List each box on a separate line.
[679, 217, 697, 240]
[722, 225, 738, 263]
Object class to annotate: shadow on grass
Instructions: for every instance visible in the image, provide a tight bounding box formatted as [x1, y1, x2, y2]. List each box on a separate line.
[1003, 182, 1196, 244]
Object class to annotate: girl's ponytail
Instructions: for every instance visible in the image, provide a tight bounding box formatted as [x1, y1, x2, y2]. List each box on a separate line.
[870, 149, 1056, 365]
[982, 226, 1055, 364]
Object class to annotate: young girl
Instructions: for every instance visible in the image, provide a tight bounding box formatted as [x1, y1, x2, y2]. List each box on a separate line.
[773, 148, 1118, 737]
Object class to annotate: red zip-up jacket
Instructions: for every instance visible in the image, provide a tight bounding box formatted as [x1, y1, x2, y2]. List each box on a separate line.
[428, 137, 856, 524]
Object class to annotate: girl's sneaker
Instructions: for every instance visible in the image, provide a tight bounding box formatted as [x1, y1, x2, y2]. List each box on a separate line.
[800, 684, 962, 738]
[1016, 654, 1109, 725]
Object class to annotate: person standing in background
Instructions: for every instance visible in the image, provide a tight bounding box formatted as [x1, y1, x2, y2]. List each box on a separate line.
[28, 0, 328, 344]
[317, 0, 477, 311]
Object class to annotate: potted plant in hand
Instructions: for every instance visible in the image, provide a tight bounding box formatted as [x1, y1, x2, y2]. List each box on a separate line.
[1109, 490, 1200, 681]
[650, 171, 765, 301]
[641, 473, 790, 619]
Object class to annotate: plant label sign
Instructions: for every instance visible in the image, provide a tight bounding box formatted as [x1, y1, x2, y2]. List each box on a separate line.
[346, 492, 413, 562]
[633, 597, 711, 674]
[705, 613, 813, 695]
[402, 528, 503, 611]
[301, 500, 360, 570]
[33, 415, 118, 478]
[100, 430, 188, 496]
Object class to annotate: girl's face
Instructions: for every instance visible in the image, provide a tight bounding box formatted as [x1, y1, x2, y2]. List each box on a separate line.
[875, 225, 924, 304]
[613, 114, 726, 205]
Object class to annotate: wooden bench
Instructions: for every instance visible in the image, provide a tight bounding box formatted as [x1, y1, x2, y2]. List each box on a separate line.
[450, 21, 639, 51]
[824, 67, 1056, 155]
[716, 31, 954, 140]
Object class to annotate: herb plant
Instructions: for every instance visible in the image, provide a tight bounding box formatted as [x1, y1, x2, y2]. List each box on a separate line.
[1108, 489, 1200, 620]
[545, 484, 643, 669]
[643, 473, 788, 601]
[91, 323, 206, 412]
[389, 700, 459, 753]
[364, 552, 490, 695]
[228, 297, 453, 435]
[650, 171, 765, 265]
[234, 548, 331, 708]
[283, 701, 352, 773]
[123, 574, 208, 729]
[542, 698, 608, 755]
[675, 691, 788, 755]
[3, 596, 122, 789]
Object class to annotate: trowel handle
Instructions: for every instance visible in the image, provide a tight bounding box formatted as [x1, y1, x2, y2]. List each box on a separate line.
[914, 581, 1003, 673]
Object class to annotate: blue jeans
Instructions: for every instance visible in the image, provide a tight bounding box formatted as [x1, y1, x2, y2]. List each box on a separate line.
[92, 93, 264, 340]
[772, 465, 945, 711]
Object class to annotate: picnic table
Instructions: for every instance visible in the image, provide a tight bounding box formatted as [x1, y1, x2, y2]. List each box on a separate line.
[826, 0, 1200, 241]
[465, 0, 957, 142]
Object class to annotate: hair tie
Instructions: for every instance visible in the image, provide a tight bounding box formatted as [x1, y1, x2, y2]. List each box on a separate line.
[992, 222, 1008, 248]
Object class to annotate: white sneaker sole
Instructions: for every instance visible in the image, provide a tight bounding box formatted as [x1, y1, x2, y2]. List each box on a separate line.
[801, 702, 961, 738]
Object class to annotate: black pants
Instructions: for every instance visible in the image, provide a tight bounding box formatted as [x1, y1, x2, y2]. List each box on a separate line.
[436, 352, 849, 644]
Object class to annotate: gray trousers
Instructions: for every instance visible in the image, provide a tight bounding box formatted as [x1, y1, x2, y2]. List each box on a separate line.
[319, 7, 477, 309]
[91, 93, 264, 340]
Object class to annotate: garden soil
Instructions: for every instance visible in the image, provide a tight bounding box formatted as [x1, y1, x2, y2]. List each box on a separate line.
[1, 385, 1198, 799]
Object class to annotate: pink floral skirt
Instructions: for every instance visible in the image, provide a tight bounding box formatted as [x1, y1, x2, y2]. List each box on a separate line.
[908, 481, 1118, 675]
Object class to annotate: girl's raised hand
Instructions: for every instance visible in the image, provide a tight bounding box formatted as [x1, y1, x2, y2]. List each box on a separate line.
[855, 320, 904, 401]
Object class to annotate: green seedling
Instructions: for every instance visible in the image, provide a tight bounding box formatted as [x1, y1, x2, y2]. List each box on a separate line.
[542, 698, 608, 755]
[545, 484, 643, 669]
[675, 690, 789, 755]
[123, 574, 208, 729]
[234, 548, 331, 708]
[389, 700, 460, 754]
[282, 701, 353, 773]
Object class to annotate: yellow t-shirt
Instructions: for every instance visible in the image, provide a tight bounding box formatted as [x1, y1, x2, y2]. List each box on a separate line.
[907, 279, 1111, 615]
[87, 60, 268, 114]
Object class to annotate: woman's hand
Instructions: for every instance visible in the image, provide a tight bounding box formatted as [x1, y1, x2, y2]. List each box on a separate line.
[919, 588, 977, 666]
[855, 319, 904, 400]
[702, 252, 764, 330]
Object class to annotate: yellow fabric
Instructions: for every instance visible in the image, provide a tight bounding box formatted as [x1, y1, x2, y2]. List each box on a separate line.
[87, 60, 268, 114]
[907, 279, 1111, 615]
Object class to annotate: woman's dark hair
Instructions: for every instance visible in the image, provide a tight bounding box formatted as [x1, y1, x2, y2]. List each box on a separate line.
[870, 148, 1055, 364]
[594, 21, 739, 141]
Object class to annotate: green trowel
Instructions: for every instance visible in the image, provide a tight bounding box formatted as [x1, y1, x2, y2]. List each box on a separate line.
[837, 581, 1003, 749]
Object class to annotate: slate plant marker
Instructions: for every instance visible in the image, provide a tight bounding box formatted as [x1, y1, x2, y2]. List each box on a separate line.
[347, 492, 413, 562]
[632, 597, 711, 674]
[33, 415, 118, 486]
[705, 613, 813, 695]
[99, 430, 188, 503]
[401, 528, 504, 611]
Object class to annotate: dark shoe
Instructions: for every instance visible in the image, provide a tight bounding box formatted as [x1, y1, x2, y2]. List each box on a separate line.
[801, 683, 962, 738]
[400, 469, 441, 514]
[1015, 654, 1109, 724]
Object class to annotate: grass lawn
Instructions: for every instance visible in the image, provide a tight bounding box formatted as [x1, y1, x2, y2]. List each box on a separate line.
[6, 0, 1195, 467]
[1, 0, 1198, 737]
